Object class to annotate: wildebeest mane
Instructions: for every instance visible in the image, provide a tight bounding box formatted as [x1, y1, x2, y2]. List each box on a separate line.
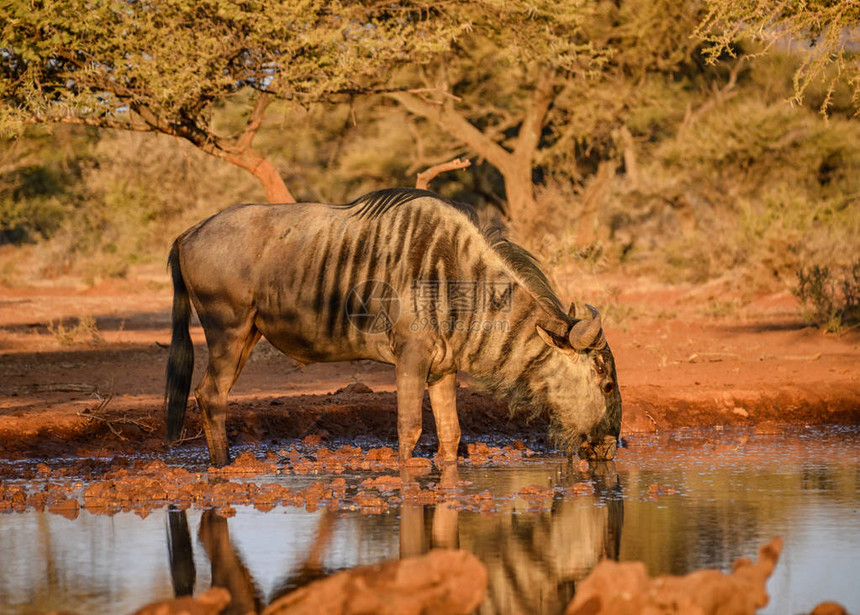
[339, 187, 480, 227]
[340, 187, 567, 322]
[482, 225, 567, 321]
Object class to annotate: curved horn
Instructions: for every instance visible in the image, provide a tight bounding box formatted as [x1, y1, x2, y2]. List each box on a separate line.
[568, 304, 603, 351]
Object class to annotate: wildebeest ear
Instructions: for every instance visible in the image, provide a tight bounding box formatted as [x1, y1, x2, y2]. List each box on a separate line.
[535, 324, 569, 349]
[567, 302, 577, 321]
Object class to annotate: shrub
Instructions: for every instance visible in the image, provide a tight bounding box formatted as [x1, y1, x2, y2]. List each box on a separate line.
[793, 260, 860, 332]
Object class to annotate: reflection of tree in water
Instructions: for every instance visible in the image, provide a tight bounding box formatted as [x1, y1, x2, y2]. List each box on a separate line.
[800, 467, 837, 492]
[168, 506, 346, 613]
[164, 461, 623, 614]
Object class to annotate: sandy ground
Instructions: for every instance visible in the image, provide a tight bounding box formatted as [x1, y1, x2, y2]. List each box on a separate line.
[0, 266, 857, 462]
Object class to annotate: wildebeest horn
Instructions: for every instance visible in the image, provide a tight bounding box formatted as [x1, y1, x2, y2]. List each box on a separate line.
[568, 304, 603, 351]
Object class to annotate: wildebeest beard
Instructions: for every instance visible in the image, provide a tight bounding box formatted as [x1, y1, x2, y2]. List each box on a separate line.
[475, 359, 620, 457]
[475, 371, 586, 453]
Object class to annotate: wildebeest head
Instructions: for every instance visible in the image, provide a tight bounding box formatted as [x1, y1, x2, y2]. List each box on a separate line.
[535, 304, 621, 461]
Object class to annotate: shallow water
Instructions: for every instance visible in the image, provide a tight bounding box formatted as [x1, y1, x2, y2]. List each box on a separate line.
[0, 426, 858, 614]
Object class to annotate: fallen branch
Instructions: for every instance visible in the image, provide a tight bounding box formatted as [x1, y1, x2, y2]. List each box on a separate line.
[172, 428, 204, 444]
[415, 158, 471, 190]
[759, 353, 822, 362]
[687, 352, 741, 363]
[14, 383, 97, 394]
[77, 393, 155, 440]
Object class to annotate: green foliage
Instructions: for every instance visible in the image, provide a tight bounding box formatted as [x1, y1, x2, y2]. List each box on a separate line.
[0, 0, 469, 204]
[697, 0, 860, 116]
[0, 126, 95, 244]
[607, 67, 860, 290]
[0, 0, 858, 294]
[794, 261, 860, 332]
[0, 0, 460, 127]
[1, 125, 260, 279]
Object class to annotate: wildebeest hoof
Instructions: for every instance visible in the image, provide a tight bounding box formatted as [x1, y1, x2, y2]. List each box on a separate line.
[578, 435, 618, 461]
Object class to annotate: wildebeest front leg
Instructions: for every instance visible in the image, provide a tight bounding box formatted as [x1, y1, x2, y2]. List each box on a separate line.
[428, 372, 460, 463]
[394, 348, 431, 464]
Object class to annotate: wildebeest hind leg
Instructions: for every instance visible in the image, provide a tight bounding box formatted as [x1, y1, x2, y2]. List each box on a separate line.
[428, 372, 460, 463]
[196, 321, 261, 467]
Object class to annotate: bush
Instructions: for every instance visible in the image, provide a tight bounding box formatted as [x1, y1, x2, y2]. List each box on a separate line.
[793, 260, 860, 332]
[1, 125, 262, 281]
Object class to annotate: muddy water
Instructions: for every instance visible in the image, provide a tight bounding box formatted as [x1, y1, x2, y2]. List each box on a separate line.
[0, 426, 858, 615]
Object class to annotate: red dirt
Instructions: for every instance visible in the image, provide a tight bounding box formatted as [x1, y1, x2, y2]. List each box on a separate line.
[0, 269, 857, 463]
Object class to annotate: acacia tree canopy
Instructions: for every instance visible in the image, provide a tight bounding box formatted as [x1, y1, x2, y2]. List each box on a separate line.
[2, 0, 857, 215]
[389, 0, 704, 220]
[697, 0, 860, 115]
[0, 0, 461, 202]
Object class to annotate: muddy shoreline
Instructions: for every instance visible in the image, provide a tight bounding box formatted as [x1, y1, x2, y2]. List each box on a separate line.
[1, 271, 858, 463]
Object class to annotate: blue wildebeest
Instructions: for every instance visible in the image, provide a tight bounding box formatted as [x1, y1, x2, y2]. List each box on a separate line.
[165, 188, 621, 466]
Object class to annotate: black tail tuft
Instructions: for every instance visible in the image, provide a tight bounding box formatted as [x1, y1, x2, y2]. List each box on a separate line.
[165, 241, 194, 443]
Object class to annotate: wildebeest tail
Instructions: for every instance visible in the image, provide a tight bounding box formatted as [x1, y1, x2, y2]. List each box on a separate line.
[165, 241, 194, 444]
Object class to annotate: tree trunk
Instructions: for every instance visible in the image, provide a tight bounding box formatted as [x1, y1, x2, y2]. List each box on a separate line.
[390, 72, 554, 223]
[499, 161, 535, 222]
[222, 149, 295, 204]
[505, 73, 555, 220]
[617, 126, 639, 190]
[576, 160, 616, 246]
[390, 92, 537, 221]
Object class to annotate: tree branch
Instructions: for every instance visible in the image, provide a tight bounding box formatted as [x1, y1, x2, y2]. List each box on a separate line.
[23, 113, 152, 133]
[415, 158, 471, 190]
[24, 103, 295, 204]
[680, 56, 746, 133]
[236, 91, 272, 151]
[388, 91, 516, 176]
[512, 72, 556, 165]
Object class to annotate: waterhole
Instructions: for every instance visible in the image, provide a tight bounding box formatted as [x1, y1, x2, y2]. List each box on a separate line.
[0, 426, 857, 614]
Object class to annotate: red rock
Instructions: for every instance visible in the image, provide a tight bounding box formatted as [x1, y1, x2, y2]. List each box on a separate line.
[518, 484, 554, 499]
[301, 434, 323, 447]
[810, 603, 849, 615]
[48, 497, 79, 520]
[565, 538, 782, 615]
[404, 456, 432, 470]
[565, 482, 595, 496]
[131, 587, 230, 615]
[208, 451, 276, 476]
[263, 549, 487, 615]
[647, 483, 677, 498]
[361, 475, 403, 491]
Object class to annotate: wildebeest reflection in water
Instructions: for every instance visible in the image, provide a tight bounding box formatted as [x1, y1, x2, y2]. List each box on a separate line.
[167, 506, 338, 614]
[398, 461, 623, 614]
[167, 506, 195, 597]
[468, 462, 622, 614]
[164, 461, 622, 614]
